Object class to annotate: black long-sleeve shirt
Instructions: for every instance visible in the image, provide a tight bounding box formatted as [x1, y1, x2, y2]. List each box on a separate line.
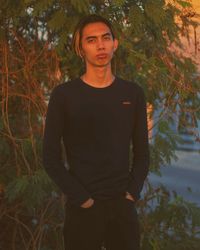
[43, 77, 149, 206]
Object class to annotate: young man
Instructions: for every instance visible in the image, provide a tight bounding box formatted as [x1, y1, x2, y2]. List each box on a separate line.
[43, 14, 149, 250]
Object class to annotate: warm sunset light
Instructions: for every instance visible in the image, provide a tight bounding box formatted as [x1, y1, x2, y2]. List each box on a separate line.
[174, 0, 200, 70]
[1, 1, 199, 250]
[184, 0, 199, 67]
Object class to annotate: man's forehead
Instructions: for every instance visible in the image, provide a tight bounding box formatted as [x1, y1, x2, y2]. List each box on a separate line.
[82, 22, 111, 37]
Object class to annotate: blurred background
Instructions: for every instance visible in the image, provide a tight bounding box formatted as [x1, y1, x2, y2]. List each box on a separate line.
[149, 0, 200, 206]
[0, 0, 200, 249]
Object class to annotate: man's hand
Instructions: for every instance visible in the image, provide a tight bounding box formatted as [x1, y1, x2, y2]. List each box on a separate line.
[80, 198, 94, 208]
[125, 192, 135, 202]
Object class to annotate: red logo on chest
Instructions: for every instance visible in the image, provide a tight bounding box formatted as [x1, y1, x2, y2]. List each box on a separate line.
[122, 101, 131, 105]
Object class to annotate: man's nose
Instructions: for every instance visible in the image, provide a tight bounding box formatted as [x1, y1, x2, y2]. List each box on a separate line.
[96, 39, 105, 50]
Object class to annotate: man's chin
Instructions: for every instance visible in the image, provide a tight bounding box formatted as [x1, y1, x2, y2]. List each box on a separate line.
[86, 59, 112, 68]
[94, 61, 111, 67]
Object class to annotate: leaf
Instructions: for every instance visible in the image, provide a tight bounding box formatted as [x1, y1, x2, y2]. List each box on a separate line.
[5, 176, 29, 202]
[112, 0, 126, 7]
[129, 4, 145, 34]
[47, 10, 68, 31]
[177, 0, 192, 8]
[5, 169, 53, 204]
[33, 0, 54, 15]
[144, 0, 166, 24]
[70, 0, 90, 13]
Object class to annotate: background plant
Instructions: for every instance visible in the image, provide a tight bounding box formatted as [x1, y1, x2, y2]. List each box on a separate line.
[0, 0, 200, 249]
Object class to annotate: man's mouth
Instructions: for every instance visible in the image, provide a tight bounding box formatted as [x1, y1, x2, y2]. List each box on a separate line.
[96, 54, 108, 59]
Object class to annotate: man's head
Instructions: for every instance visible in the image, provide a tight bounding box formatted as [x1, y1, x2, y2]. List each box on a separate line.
[72, 14, 118, 68]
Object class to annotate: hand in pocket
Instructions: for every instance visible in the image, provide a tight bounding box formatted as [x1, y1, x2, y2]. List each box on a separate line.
[80, 198, 94, 208]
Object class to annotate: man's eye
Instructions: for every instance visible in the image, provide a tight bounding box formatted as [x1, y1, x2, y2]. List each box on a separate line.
[104, 36, 111, 40]
[88, 39, 95, 43]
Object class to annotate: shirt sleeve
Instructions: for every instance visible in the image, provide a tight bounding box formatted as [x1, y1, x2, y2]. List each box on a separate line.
[42, 86, 91, 206]
[127, 85, 150, 201]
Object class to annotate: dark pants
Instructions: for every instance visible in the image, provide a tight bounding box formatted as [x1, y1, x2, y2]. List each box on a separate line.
[63, 196, 140, 250]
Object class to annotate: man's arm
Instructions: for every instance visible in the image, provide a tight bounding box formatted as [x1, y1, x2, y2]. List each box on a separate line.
[42, 86, 91, 206]
[127, 86, 150, 201]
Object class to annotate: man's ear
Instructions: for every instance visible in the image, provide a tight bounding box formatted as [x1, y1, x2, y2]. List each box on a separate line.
[113, 39, 118, 51]
[78, 51, 84, 62]
[78, 48, 83, 57]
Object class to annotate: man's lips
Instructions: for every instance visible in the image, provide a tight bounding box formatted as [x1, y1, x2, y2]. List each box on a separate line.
[96, 54, 108, 59]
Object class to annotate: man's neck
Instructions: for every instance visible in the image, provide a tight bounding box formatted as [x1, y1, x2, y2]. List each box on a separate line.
[81, 65, 115, 88]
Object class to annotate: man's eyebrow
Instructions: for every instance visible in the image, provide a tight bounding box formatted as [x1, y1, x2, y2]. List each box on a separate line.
[85, 36, 97, 40]
[102, 32, 112, 37]
[85, 32, 112, 40]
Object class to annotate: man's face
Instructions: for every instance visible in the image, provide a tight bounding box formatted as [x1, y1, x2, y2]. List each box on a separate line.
[80, 22, 118, 68]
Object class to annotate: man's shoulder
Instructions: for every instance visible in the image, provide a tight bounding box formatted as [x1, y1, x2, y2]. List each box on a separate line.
[51, 78, 80, 95]
[117, 77, 143, 93]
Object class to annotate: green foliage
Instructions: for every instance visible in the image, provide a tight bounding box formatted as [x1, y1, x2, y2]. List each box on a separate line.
[145, 0, 166, 24]
[5, 169, 53, 210]
[140, 184, 200, 250]
[150, 119, 180, 173]
[0, 0, 200, 249]
[70, 0, 90, 13]
[112, 0, 126, 7]
[48, 10, 68, 31]
[177, 0, 192, 8]
[32, 0, 55, 15]
[129, 4, 145, 35]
